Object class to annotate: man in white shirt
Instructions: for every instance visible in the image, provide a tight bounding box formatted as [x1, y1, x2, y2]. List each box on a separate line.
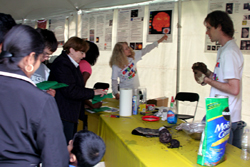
[193, 10, 245, 149]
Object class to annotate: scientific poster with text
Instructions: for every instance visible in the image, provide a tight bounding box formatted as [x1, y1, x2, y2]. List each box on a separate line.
[22, 19, 36, 28]
[147, 2, 174, 43]
[81, 10, 113, 51]
[206, 0, 250, 53]
[117, 6, 145, 50]
[49, 15, 66, 48]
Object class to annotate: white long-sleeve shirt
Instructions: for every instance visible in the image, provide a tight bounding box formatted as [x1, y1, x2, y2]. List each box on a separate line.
[111, 41, 158, 95]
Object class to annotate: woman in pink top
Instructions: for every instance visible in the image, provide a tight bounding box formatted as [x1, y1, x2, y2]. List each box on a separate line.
[79, 41, 99, 86]
[79, 41, 101, 129]
[79, 59, 92, 82]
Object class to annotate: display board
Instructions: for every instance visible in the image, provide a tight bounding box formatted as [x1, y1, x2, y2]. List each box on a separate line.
[117, 6, 145, 50]
[206, 0, 250, 53]
[22, 19, 36, 28]
[81, 10, 114, 51]
[147, 2, 174, 43]
[49, 15, 66, 48]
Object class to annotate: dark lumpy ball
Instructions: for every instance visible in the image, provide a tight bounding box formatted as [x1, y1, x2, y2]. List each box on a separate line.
[159, 128, 172, 143]
[168, 139, 180, 148]
[159, 128, 169, 135]
[192, 62, 207, 74]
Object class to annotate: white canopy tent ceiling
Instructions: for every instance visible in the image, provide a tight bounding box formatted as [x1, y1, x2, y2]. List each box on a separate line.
[0, 0, 161, 20]
[1, 0, 250, 125]
[0, 0, 182, 106]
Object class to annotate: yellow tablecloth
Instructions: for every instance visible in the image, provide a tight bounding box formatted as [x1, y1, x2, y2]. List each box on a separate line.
[77, 98, 119, 133]
[78, 98, 250, 167]
[99, 114, 250, 167]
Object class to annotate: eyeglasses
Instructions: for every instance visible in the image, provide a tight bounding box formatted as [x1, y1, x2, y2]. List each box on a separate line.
[42, 53, 50, 61]
[78, 50, 85, 55]
[43, 51, 51, 56]
[43, 51, 53, 60]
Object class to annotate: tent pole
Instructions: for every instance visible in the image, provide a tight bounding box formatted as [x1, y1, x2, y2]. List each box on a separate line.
[176, 0, 182, 113]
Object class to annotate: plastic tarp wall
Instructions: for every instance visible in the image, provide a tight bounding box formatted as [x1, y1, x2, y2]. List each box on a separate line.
[51, 0, 250, 126]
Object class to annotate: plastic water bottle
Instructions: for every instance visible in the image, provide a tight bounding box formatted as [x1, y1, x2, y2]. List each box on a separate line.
[132, 95, 138, 115]
[241, 128, 250, 160]
[167, 96, 177, 124]
[132, 89, 138, 115]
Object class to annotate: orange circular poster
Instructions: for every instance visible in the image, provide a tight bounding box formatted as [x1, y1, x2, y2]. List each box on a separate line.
[149, 10, 172, 34]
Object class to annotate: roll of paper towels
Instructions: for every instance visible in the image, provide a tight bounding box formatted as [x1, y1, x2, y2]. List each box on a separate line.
[119, 88, 132, 116]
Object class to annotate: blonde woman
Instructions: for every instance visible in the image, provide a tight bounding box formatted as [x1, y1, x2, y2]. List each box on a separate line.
[109, 34, 168, 100]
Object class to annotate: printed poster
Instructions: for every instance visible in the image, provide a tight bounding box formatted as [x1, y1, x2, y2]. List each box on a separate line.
[147, 2, 174, 43]
[207, 0, 250, 53]
[81, 10, 113, 51]
[49, 15, 66, 48]
[22, 19, 36, 28]
[117, 6, 145, 50]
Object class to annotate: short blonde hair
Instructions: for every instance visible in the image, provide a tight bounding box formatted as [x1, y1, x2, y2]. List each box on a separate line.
[109, 42, 135, 69]
[63, 37, 89, 54]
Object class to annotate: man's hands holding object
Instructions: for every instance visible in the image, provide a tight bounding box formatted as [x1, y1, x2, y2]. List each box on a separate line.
[192, 62, 213, 86]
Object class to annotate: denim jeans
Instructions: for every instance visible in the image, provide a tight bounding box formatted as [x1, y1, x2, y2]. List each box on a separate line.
[201, 115, 246, 149]
[228, 121, 246, 149]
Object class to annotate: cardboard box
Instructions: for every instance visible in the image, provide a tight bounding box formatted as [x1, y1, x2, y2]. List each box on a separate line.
[147, 97, 169, 107]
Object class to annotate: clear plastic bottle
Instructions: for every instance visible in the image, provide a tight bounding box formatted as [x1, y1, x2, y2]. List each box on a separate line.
[167, 96, 177, 124]
[241, 128, 250, 160]
[132, 89, 138, 115]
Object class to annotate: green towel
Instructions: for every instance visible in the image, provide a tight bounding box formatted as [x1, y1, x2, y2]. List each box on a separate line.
[91, 107, 112, 113]
[49, 83, 68, 90]
[92, 93, 113, 104]
[36, 81, 68, 90]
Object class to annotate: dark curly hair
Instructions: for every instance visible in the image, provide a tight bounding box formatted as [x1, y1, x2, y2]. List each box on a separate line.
[36, 28, 57, 52]
[0, 13, 16, 43]
[71, 130, 105, 167]
[204, 10, 234, 38]
[83, 41, 99, 66]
